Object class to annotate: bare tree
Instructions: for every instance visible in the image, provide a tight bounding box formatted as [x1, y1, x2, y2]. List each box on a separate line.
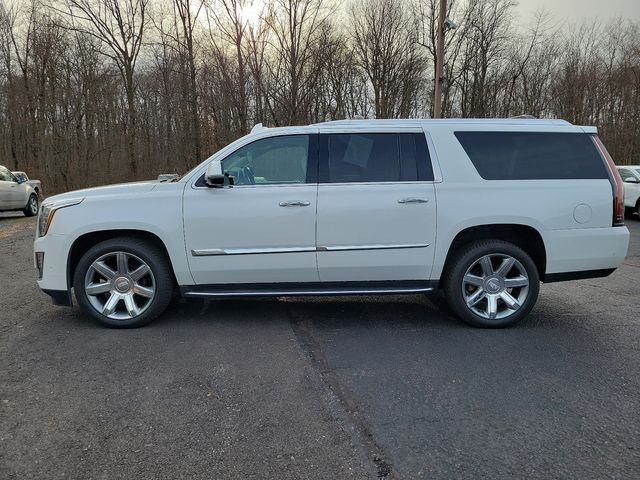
[263, 0, 327, 125]
[59, 0, 148, 174]
[173, 0, 204, 160]
[351, 0, 426, 118]
[205, 0, 258, 134]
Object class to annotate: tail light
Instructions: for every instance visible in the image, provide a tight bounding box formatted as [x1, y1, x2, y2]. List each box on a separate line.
[592, 135, 624, 226]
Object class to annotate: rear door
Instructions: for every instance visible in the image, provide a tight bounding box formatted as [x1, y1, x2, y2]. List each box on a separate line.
[0, 166, 20, 208]
[316, 129, 437, 282]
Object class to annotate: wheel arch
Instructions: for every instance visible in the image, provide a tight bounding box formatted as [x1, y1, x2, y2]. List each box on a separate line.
[439, 224, 547, 287]
[67, 229, 178, 290]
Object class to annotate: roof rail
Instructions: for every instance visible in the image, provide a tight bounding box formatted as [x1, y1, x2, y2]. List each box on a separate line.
[510, 114, 537, 119]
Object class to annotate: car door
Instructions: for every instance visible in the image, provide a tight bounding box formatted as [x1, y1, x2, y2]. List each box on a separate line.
[316, 130, 437, 282]
[183, 132, 320, 285]
[0, 166, 21, 209]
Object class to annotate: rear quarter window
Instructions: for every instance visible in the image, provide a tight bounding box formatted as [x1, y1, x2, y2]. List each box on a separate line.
[454, 131, 608, 180]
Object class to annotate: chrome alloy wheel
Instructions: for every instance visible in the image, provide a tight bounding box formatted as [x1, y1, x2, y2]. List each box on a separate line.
[29, 196, 38, 214]
[461, 253, 530, 320]
[84, 251, 156, 320]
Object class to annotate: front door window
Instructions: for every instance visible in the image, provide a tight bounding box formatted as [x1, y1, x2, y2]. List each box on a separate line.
[223, 135, 310, 186]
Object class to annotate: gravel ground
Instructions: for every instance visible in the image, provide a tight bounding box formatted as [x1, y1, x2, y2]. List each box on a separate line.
[1, 212, 639, 479]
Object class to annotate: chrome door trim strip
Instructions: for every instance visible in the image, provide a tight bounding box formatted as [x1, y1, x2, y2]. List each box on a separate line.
[191, 246, 316, 256]
[191, 249, 226, 256]
[316, 243, 430, 252]
[192, 244, 430, 256]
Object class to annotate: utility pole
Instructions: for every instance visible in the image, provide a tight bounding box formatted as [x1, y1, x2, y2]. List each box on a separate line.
[433, 0, 446, 119]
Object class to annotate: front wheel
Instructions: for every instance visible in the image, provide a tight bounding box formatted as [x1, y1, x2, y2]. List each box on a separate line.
[24, 194, 38, 216]
[73, 237, 174, 328]
[443, 240, 540, 328]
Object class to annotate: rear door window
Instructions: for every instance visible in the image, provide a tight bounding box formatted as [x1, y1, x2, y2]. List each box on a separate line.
[322, 133, 433, 183]
[454, 131, 608, 180]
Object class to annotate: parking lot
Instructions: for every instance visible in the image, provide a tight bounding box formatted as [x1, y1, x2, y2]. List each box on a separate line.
[1, 213, 639, 479]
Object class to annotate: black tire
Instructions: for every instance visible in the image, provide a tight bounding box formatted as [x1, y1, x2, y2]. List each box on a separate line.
[73, 237, 174, 328]
[443, 240, 540, 328]
[23, 194, 38, 217]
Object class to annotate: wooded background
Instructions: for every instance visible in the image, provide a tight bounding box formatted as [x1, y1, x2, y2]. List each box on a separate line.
[1, 0, 639, 194]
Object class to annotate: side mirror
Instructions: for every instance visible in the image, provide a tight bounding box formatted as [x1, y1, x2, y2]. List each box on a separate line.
[623, 177, 639, 184]
[205, 160, 225, 188]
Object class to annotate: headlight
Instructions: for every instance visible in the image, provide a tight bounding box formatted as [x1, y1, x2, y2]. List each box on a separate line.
[37, 198, 84, 237]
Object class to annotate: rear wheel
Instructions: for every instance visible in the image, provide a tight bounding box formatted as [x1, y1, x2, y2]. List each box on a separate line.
[23, 194, 38, 216]
[73, 237, 174, 328]
[443, 240, 540, 328]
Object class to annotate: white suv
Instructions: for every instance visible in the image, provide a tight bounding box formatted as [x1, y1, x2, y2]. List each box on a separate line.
[34, 119, 630, 328]
[616, 165, 640, 218]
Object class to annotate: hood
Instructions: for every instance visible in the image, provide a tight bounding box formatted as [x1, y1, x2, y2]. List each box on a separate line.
[44, 181, 158, 204]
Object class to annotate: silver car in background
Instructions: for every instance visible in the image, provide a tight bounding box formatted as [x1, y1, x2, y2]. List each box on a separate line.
[0, 165, 39, 216]
[12, 171, 42, 198]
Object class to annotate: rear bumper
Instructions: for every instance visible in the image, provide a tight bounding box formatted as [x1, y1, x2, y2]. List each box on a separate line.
[543, 268, 615, 283]
[544, 226, 629, 277]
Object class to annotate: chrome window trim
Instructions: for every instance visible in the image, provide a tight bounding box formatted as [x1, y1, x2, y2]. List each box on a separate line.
[318, 181, 435, 186]
[192, 182, 315, 190]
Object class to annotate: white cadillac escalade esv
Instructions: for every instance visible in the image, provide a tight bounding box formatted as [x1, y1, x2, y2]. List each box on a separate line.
[34, 119, 630, 328]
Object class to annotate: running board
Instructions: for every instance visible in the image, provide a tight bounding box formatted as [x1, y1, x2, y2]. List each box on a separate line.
[180, 281, 436, 298]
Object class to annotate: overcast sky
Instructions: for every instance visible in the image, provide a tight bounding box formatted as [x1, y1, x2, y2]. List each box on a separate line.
[515, 0, 640, 23]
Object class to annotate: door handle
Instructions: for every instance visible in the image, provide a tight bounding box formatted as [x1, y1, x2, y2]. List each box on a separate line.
[398, 197, 429, 204]
[279, 200, 311, 207]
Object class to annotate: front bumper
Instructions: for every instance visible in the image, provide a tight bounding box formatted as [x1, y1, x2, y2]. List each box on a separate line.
[35, 233, 72, 300]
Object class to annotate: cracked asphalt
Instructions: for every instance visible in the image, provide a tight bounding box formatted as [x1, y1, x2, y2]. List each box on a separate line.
[1, 212, 639, 479]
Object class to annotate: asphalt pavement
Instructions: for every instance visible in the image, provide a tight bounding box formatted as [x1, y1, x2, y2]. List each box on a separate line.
[1, 212, 639, 479]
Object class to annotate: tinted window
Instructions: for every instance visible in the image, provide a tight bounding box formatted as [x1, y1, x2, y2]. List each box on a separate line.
[222, 135, 310, 185]
[454, 132, 608, 180]
[325, 133, 431, 183]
